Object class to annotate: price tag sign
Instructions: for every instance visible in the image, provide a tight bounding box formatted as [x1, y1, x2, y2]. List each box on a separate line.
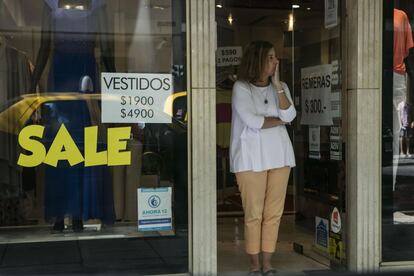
[300, 64, 333, 126]
[101, 73, 172, 123]
[216, 46, 242, 67]
[309, 126, 321, 160]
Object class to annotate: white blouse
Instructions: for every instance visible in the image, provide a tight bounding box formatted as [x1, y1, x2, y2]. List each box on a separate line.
[230, 80, 296, 173]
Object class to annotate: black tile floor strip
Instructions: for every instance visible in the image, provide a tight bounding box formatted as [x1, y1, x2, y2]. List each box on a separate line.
[76, 240, 84, 268]
[0, 244, 7, 266]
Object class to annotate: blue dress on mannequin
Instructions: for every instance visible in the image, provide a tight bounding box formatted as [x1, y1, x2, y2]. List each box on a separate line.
[43, 0, 114, 224]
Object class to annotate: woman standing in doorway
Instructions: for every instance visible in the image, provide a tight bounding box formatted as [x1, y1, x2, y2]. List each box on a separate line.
[230, 40, 296, 275]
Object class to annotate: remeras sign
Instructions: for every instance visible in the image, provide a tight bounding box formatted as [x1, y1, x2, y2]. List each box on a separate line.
[17, 125, 131, 167]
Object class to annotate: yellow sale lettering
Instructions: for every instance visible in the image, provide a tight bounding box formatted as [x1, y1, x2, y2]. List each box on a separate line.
[17, 124, 131, 167]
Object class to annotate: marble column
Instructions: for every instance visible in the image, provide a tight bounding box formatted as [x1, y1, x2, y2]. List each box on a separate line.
[188, 0, 217, 275]
[346, 0, 382, 272]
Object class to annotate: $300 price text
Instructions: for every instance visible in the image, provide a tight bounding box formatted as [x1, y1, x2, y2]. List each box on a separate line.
[120, 95, 155, 119]
[304, 99, 325, 114]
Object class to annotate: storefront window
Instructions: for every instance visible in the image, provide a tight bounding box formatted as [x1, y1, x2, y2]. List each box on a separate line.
[0, 0, 188, 274]
[292, 0, 346, 264]
[382, 0, 414, 262]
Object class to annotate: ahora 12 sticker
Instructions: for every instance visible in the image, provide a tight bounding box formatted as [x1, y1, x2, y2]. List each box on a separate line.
[137, 187, 172, 232]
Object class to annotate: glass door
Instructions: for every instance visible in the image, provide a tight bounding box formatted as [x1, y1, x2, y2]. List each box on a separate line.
[292, 0, 346, 265]
[216, 0, 345, 273]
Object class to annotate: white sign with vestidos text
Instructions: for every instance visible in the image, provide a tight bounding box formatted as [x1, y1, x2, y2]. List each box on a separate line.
[300, 64, 333, 126]
[101, 73, 173, 123]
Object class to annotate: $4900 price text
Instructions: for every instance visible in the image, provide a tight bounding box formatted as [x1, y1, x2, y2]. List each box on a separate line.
[120, 95, 155, 119]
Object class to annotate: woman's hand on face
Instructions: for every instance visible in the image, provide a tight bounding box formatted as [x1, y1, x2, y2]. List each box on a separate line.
[271, 60, 283, 91]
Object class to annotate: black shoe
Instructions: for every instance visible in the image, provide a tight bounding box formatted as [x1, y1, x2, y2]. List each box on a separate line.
[72, 219, 84, 232]
[52, 220, 64, 232]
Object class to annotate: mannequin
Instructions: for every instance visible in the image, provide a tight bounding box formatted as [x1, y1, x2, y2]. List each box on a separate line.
[31, 0, 115, 92]
[392, 8, 414, 190]
[31, 0, 116, 231]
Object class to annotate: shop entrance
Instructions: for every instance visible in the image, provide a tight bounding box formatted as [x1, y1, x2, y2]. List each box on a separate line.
[215, 0, 346, 273]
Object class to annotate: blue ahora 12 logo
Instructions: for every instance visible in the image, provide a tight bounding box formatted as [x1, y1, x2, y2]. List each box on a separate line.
[148, 195, 161, 208]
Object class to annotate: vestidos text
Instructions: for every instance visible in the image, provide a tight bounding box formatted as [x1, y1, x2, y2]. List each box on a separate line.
[102, 76, 171, 91]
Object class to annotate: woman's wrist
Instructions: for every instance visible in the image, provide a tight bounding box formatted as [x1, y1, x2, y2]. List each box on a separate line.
[272, 81, 283, 91]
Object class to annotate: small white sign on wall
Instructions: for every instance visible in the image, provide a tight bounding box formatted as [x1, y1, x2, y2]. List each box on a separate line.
[325, 0, 338, 29]
[331, 60, 340, 86]
[330, 126, 342, 160]
[101, 73, 173, 123]
[331, 91, 341, 119]
[309, 125, 321, 160]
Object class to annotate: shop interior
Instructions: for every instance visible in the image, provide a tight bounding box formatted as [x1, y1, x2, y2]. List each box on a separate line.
[215, 0, 346, 273]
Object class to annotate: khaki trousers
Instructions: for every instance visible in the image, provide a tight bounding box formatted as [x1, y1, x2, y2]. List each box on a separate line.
[236, 167, 291, 254]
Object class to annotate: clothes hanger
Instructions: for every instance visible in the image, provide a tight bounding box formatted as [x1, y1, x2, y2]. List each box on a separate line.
[217, 67, 237, 89]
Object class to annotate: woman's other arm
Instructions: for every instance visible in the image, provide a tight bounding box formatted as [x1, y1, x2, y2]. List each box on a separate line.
[262, 117, 285, 129]
[232, 82, 285, 130]
[275, 83, 296, 123]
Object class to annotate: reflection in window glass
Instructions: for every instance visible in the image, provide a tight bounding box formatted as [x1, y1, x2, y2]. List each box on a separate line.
[383, 0, 414, 262]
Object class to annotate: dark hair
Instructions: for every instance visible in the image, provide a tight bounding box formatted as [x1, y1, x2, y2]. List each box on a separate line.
[237, 40, 274, 83]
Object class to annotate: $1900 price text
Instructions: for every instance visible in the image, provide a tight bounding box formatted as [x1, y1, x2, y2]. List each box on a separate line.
[120, 95, 155, 119]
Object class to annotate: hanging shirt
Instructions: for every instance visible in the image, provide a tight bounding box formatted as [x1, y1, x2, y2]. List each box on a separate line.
[230, 81, 296, 173]
[394, 9, 414, 75]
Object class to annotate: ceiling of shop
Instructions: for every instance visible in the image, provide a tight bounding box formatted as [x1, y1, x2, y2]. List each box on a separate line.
[0, 0, 328, 32]
[216, 0, 324, 11]
[216, 0, 326, 30]
[0, 0, 174, 31]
